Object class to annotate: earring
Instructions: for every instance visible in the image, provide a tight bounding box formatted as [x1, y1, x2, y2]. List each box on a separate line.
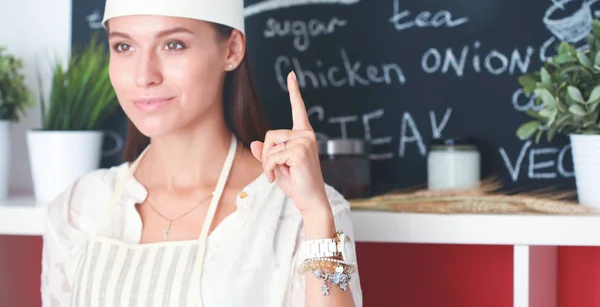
[228, 63, 234, 70]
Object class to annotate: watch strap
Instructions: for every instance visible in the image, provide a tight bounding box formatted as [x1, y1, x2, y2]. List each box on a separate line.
[302, 238, 340, 259]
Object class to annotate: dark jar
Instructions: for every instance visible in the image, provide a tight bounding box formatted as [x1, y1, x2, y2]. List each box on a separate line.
[318, 139, 371, 199]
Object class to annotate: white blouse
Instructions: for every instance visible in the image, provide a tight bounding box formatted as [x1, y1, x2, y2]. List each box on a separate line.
[40, 161, 363, 306]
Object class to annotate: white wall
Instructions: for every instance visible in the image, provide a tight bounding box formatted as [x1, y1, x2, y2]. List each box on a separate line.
[0, 0, 71, 195]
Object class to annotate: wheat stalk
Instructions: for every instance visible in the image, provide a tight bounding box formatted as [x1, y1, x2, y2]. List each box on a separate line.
[350, 177, 591, 215]
[387, 200, 524, 214]
[520, 198, 589, 214]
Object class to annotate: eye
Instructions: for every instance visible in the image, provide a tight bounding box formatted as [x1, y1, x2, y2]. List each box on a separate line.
[165, 40, 185, 51]
[112, 43, 134, 52]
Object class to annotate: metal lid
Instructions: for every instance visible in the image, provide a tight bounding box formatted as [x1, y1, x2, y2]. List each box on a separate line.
[430, 137, 477, 146]
[318, 139, 367, 156]
[429, 137, 478, 150]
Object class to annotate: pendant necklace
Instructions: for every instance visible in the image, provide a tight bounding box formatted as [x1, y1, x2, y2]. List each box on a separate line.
[146, 191, 214, 240]
[144, 141, 242, 240]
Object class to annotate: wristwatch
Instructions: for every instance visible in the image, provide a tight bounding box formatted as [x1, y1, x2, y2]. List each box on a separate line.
[302, 230, 357, 263]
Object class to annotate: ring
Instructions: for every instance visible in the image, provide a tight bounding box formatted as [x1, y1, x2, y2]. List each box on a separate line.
[281, 139, 287, 150]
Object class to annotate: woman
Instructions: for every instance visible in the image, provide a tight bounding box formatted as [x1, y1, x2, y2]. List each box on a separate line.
[40, 0, 362, 306]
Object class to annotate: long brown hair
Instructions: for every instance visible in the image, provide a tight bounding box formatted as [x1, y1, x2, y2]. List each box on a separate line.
[120, 23, 270, 162]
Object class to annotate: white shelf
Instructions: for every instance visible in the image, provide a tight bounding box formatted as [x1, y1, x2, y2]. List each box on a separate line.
[350, 210, 600, 246]
[0, 197, 47, 236]
[3, 197, 600, 247]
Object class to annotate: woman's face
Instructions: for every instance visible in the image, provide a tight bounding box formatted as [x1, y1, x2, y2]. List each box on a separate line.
[107, 16, 235, 137]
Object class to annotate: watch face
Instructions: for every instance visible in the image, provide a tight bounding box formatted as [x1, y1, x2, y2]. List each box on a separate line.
[340, 233, 357, 263]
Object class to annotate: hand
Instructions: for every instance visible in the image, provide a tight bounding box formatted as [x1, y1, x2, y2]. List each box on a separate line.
[250, 71, 329, 214]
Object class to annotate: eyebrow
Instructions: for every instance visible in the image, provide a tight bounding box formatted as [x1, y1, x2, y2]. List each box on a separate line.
[108, 27, 195, 40]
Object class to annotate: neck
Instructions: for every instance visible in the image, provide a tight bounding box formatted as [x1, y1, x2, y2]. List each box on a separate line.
[141, 115, 234, 191]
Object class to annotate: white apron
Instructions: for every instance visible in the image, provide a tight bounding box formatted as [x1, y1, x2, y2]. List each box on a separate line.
[70, 135, 238, 307]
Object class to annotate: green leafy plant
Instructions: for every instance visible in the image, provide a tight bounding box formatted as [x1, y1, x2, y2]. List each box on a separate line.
[516, 19, 600, 143]
[0, 48, 34, 121]
[40, 35, 118, 130]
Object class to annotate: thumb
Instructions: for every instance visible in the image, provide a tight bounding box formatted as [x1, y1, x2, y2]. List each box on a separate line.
[250, 141, 264, 162]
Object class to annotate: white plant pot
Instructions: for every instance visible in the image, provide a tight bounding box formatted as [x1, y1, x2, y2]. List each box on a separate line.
[27, 130, 105, 203]
[0, 120, 10, 200]
[570, 134, 600, 209]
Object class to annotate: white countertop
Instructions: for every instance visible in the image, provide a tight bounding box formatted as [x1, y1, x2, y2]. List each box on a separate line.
[351, 210, 600, 246]
[0, 197, 47, 236]
[3, 197, 600, 246]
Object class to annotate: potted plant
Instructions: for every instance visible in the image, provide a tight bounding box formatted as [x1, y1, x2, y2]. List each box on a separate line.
[516, 19, 600, 208]
[28, 35, 121, 203]
[0, 48, 34, 199]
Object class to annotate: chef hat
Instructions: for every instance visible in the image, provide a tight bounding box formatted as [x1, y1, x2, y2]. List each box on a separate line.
[102, 0, 245, 34]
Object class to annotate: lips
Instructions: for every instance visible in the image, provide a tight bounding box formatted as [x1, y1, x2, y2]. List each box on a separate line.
[132, 97, 175, 112]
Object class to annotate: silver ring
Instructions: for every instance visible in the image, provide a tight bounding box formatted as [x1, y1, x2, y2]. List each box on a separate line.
[281, 139, 287, 149]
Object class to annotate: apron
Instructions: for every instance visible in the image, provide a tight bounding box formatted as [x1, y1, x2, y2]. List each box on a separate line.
[70, 134, 238, 307]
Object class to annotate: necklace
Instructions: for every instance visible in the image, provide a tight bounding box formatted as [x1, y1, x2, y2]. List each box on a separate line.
[144, 140, 243, 240]
[146, 192, 215, 240]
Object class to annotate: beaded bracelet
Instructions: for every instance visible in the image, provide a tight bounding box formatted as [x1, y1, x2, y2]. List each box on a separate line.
[299, 257, 357, 275]
[311, 266, 352, 296]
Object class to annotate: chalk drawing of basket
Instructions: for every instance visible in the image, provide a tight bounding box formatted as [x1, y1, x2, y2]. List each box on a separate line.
[543, 0, 597, 43]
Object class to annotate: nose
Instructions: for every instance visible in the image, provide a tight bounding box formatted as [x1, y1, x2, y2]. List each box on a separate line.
[135, 50, 163, 88]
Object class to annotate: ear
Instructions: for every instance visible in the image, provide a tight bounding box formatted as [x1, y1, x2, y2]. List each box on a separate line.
[225, 30, 245, 70]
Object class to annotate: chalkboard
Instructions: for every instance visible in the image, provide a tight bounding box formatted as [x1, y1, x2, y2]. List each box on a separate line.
[73, 0, 599, 195]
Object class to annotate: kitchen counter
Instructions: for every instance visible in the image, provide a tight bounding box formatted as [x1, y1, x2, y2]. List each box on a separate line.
[3, 197, 599, 307]
[4, 197, 600, 246]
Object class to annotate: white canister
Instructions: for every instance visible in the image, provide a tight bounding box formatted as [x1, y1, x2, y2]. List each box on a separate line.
[427, 138, 481, 190]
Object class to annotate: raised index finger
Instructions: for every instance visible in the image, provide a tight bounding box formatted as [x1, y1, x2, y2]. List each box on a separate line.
[287, 71, 311, 131]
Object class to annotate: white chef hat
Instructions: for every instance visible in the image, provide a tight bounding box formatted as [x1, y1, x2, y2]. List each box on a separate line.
[102, 0, 245, 34]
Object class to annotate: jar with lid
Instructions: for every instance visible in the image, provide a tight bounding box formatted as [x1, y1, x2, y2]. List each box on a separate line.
[318, 139, 370, 199]
[427, 137, 480, 190]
